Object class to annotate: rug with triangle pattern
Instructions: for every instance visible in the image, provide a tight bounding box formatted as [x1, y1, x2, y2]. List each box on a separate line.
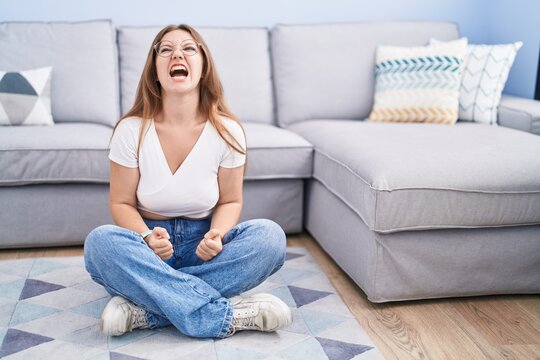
[0, 247, 383, 359]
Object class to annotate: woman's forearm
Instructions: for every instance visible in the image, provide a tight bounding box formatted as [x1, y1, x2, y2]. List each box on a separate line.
[210, 202, 242, 237]
[110, 203, 150, 235]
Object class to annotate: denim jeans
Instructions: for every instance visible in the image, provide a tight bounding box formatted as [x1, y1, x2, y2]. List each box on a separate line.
[83, 217, 286, 338]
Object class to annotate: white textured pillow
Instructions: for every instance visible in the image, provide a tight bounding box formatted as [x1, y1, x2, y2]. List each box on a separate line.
[368, 38, 468, 125]
[0, 67, 53, 126]
[431, 38, 522, 125]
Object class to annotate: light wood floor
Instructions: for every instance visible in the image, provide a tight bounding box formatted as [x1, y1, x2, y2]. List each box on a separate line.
[1, 233, 539, 360]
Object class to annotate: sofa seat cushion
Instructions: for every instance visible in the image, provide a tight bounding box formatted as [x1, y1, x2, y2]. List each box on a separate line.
[289, 120, 540, 233]
[0, 122, 312, 186]
[0, 123, 113, 185]
[243, 123, 313, 179]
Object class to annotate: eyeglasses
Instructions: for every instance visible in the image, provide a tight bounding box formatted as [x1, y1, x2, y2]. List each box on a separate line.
[153, 40, 201, 57]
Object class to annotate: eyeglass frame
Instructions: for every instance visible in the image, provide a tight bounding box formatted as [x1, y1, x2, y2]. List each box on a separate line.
[153, 39, 203, 57]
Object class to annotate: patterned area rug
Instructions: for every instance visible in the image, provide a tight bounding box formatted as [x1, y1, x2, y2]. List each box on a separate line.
[0, 247, 383, 359]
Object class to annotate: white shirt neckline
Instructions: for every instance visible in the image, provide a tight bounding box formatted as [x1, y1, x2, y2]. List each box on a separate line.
[150, 119, 210, 177]
[109, 116, 246, 218]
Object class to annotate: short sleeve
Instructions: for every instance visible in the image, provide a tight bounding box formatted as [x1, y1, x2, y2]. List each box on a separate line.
[108, 119, 139, 168]
[220, 119, 247, 168]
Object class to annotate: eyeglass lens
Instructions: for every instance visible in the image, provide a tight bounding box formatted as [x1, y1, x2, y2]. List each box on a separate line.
[155, 40, 199, 57]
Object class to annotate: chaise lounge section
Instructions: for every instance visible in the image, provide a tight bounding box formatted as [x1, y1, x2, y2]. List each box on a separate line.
[271, 22, 540, 301]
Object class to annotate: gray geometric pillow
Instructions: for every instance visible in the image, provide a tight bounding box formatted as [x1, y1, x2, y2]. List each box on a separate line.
[0, 67, 53, 126]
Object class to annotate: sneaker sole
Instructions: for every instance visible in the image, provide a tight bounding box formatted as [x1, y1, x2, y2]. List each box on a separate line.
[100, 296, 128, 336]
[250, 293, 293, 330]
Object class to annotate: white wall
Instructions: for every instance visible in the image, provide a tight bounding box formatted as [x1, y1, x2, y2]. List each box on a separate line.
[487, 0, 540, 98]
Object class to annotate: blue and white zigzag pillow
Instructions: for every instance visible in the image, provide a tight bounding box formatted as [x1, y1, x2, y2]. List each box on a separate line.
[368, 38, 468, 125]
[431, 38, 522, 125]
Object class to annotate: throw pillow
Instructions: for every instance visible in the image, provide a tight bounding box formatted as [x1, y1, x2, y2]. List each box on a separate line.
[431, 38, 523, 125]
[368, 38, 468, 125]
[0, 66, 53, 126]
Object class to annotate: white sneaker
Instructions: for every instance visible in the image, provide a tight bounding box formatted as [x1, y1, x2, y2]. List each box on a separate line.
[100, 296, 148, 336]
[226, 293, 292, 337]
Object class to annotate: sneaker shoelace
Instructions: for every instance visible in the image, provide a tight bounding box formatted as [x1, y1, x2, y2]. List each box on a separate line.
[233, 313, 257, 329]
[230, 306, 259, 333]
[127, 305, 148, 330]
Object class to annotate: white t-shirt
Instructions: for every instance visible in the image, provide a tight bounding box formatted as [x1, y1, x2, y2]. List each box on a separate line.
[108, 116, 246, 219]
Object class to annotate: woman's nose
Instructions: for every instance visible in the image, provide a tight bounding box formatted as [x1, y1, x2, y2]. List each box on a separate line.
[172, 47, 184, 59]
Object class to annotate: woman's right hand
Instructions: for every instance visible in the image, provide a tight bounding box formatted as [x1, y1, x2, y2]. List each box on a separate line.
[144, 227, 173, 261]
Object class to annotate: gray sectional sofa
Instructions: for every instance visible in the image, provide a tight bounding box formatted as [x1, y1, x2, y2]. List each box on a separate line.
[1, 20, 539, 302]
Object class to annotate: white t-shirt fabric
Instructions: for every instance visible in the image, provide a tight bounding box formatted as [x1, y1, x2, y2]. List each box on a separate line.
[108, 116, 246, 219]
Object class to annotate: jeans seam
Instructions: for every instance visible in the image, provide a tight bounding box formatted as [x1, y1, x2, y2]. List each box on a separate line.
[180, 277, 212, 300]
[89, 274, 104, 284]
[124, 227, 143, 239]
[217, 300, 233, 338]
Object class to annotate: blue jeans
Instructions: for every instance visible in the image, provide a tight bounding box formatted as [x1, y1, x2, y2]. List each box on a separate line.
[83, 217, 286, 338]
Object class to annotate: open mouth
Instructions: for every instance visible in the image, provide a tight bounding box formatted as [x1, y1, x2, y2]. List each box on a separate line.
[169, 64, 188, 78]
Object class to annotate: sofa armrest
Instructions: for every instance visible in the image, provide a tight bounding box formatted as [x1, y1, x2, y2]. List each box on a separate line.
[498, 95, 540, 135]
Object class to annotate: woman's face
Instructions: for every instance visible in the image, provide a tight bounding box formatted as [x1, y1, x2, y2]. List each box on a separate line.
[154, 29, 204, 97]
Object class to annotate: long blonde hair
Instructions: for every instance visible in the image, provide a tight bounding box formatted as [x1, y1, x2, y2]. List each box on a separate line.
[114, 24, 246, 166]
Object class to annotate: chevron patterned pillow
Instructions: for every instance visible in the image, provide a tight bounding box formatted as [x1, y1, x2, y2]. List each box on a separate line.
[431, 38, 522, 125]
[368, 39, 468, 125]
[0, 67, 53, 126]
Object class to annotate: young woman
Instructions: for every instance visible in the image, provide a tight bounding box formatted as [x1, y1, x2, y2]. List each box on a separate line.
[84, 24, 292, 339]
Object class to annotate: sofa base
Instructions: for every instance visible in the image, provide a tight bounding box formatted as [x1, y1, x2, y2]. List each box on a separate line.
[305, 179, 540, 302]
[0, 179, 304, 248]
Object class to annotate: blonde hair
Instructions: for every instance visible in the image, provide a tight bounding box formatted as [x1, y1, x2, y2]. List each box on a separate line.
[114, 24, 246, 166]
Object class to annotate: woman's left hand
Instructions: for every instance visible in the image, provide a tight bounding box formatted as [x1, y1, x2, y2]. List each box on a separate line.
[195, 228, 223, 261]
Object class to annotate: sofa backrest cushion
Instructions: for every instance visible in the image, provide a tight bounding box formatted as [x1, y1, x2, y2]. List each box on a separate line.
[272, 22, 460, 127]
[0, 20, 119, 127]
[118, 26, 274, 125]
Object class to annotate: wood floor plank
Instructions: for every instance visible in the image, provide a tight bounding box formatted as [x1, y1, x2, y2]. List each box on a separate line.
[1, 233, 539, 360]
[521, 296, 540, 316]
[435, 299, 510, 359]
[499, 344, 540, 359]
[0, 246, 83, 260]
[392, 301, 495, 360]
[517, 297, 540, 335]
[454, 297, 540, 346]
[366, 304, 430, 360]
